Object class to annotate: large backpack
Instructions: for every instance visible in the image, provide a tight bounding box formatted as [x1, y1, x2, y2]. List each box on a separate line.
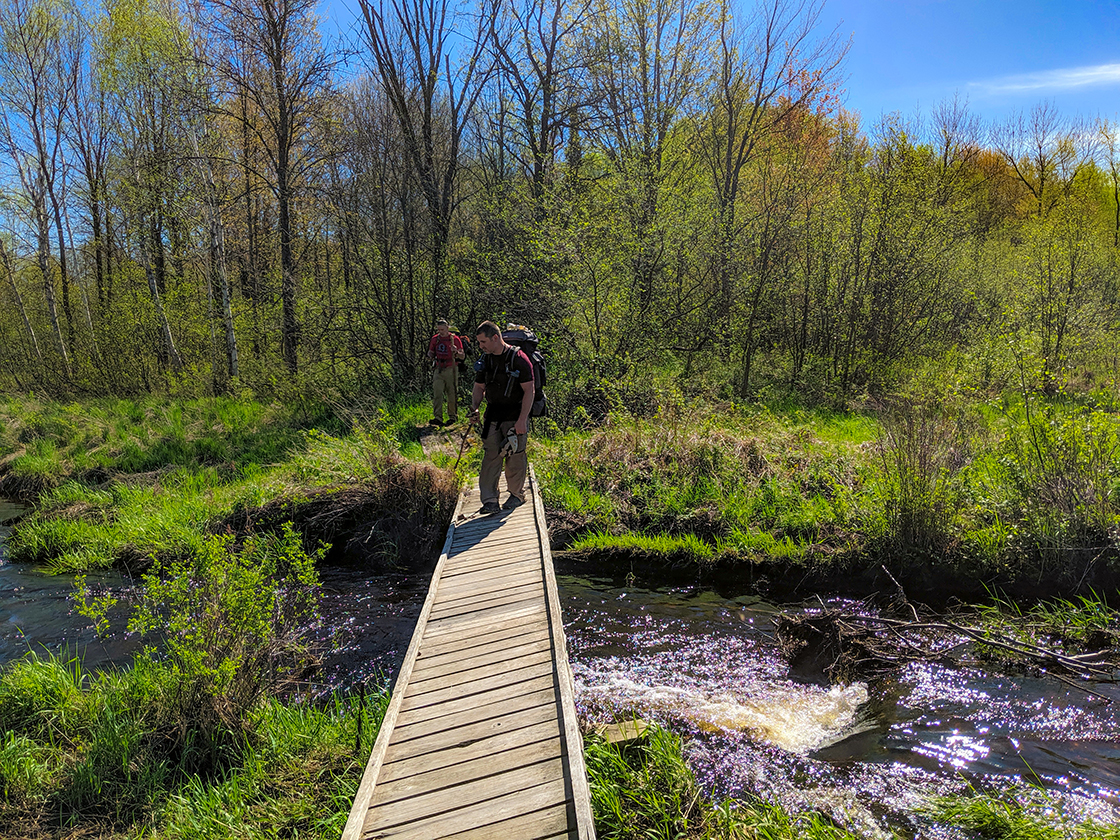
[502, 325, 548, 417]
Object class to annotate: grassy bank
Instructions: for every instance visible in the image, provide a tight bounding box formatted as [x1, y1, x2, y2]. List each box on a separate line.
[0, 396, 460, 572]
[3, 391, 1119, 602]
[585, 724, 860, 839]
[0, 652, 384, 839]
[534, 393, 1120, 602]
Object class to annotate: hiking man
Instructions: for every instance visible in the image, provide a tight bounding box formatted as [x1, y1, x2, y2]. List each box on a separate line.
[468, 320, 534, 514]
[427, 319, 464, 426]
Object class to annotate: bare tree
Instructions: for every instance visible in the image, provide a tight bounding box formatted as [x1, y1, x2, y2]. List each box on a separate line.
[205, 0, 335, 374]
[991, 101, 1088, 218]
[358, 0, 494, 318]
[489, 0, 592, 205]
[0, 0, 82, 377]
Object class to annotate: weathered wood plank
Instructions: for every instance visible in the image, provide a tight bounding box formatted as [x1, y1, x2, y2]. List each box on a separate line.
[394, 682, 558, 735]
[374, 735, 564, 804]
[376, 718, 562, 784]
[423, 600, 546, 636]
[396, 673, 556, 726]
[406, 648, 554, 696]
[442, 806, 576, 840]
[365, 779, 570, 840]
[410, 635, 552, 679]
[401, 658, 555, 707]
[428, 583, 546, 620]
[415, 618, 549, 658]
[365, 758, 567, 833]
[434, 568, 542, 596]
[414, 627, 550, 672]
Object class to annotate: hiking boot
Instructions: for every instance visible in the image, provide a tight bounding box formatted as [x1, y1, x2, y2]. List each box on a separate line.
[477, 500, 501, 515]
[501, 495, 523, 511]
[429, 417, 444, 426]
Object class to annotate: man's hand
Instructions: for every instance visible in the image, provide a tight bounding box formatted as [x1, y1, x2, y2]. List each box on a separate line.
[514, 417, 527, 435]
[469, 407, 480, 422]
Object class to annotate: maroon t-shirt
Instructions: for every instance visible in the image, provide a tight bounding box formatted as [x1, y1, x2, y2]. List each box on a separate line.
[429, 334, 462, 368]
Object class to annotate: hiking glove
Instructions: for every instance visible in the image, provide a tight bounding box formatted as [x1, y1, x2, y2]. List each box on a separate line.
[499, 431, 519, 457]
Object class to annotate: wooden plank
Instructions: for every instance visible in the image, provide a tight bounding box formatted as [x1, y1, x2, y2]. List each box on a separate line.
[399, 659, 555, 708]
[414, 625, 549, 669]
[424, 591, 547, 624]
[394, 682, 558, 731]
[434, 568, 542, 596]
[531, 466, 597, 840]
[443, 547, 540, 572]
[410, 635, 552, 679]
[450, 529, 541, 549]
[365, 779, 570, 840]
[423, 599, 546, 637]
[429, 582, 545, 618]
[442, 805, 575, 840]
[406, 648, 554, 696]
[379, 709, 560, 779]
[376, 718, 561, 784]
[366, 757, 567, 832]
[434, 571, 542, 600]
[374, 735, 564, 803]
[415, 618, 549, 658]
[341, 484, 467, 840]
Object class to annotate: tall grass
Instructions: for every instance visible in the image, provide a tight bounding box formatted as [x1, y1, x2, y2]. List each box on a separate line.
[927, 788, 1120, 839]
[585, 724, 860, 839]
[0, 652, 386, 837]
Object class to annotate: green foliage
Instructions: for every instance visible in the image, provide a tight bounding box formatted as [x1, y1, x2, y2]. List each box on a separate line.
[585, 725, 860, 839]
[873, 398, 971, 555]
[927, 788, 1120, 839]
[78, 524, 325, 764]
[0, 652, 386, 836]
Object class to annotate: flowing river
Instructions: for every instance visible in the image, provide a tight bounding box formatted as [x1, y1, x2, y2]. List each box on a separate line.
[2, 506, 1117, 836]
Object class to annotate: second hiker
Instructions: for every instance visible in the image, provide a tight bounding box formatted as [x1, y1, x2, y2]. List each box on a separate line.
[468, 320, 535, 515]
[427, 319, 464, 426]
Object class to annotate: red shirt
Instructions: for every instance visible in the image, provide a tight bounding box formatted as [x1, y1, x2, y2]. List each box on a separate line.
[429, 334, 463, 368]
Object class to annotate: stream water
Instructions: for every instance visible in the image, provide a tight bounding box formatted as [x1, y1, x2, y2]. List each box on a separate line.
[2, 506, 1118, 836]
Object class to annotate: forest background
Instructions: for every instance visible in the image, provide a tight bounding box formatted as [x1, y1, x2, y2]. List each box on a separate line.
[3, 0, 1118, 407]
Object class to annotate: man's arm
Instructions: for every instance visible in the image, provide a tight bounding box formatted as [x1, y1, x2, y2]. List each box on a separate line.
[515, 380, 534, 435]
[453, 336, 465, 359]
[469, 382, 485, 421]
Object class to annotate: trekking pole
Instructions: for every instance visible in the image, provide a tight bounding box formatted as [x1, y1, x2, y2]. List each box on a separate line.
[452, 418, 474, 473]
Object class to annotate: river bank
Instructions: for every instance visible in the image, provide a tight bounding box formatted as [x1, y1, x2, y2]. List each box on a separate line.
[1, 393, 1119, 837]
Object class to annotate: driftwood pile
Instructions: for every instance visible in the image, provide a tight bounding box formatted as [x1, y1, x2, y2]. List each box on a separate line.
[775, 573, 1118, 698]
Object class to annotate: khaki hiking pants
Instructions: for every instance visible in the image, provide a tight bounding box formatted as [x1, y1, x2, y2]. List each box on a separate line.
[479, 420, 527, 505]
[432, 365, 458, 422]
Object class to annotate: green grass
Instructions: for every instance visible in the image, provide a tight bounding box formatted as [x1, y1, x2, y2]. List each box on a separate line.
[927, 788, 1120, 839]
[585, 724, 861, 839]
[0, 652, 386, 838]
[535, 396, 1120, 597]
[0, 395, 454, 573]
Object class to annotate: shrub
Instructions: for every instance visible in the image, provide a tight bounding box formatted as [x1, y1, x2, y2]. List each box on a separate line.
[79, 523, 326, 770]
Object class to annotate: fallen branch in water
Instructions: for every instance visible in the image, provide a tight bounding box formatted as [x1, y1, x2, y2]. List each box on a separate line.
[775, 603, 1119, 693]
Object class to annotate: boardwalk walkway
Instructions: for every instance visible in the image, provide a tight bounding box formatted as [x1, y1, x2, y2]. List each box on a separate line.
[342, 468, 595, 840]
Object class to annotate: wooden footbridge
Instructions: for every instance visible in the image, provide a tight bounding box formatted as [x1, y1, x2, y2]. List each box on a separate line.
[342, 469, 595, 839]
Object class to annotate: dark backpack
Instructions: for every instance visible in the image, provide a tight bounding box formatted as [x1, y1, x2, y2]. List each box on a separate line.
[502, 325, 548, 417]
[454, 332, 473, 374]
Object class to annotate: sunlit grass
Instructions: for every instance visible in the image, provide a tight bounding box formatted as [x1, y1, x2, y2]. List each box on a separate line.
[0, 652, 386, 838]
[586, 724, 861, 839]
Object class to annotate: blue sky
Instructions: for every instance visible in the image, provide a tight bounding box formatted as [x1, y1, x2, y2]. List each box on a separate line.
[826, 0, 1120, 126]
[321, 0, 1120, 127]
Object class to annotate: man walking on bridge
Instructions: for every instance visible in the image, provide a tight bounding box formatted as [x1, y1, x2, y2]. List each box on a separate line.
[468, 321, 535, 515]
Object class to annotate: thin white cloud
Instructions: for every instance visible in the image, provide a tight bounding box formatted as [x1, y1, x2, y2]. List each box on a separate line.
[970, 63, 1120, 95]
